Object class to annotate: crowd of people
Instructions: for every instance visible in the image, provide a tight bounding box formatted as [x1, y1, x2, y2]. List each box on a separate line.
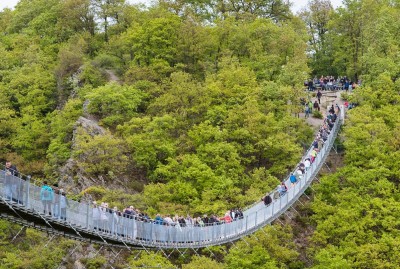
[41, 179, 247, 228]
[305, 75, 359, 92]
[2, 164, 245, 229]
[90, 201, 245, 231]
[303, 98, 322, 118]
[40, 181, 69, 220]
[262, 103, 339, 206]
[2, 167, 71, 221]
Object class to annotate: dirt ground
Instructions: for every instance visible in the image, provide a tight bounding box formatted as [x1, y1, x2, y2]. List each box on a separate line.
[300, 90, 346, 128]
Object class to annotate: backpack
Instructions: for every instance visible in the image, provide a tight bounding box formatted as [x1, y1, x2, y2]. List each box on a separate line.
[43, 186, 52, 199]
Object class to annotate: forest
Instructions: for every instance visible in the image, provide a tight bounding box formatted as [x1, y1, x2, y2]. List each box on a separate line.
[0, 0, 399, 268]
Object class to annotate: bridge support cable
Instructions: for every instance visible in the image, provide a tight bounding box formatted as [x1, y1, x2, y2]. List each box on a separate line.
[1, 197, 28, 223]
[309, 186, 317, 193]
[296, 199, 305, 207]
[275, 218, 284, 226]
[11, 226, 26, 243]
[240, 237, 250, 247]
[34, 211, 55, 230]
[156, 247, 169, 259]
[43, 234, 56, 248]
[290, 205, 299, 215]
[332, 144, 338, 154]
[205, 246, 215, 257]
[67, 221, 83, 239]
[175, 248, 184, 257]
[93, 245, 104, 258]
[92, 226, 110, 245]
[249, 233, 259, 241]
[56, 242, 81, 269]
[324, 162, 332, 172]
[119, 238, 132, 251]
[284, 212, 292, 220]
[191, 247, 200, 256]
[167, 249, 176, 259]
[229, 241, 238, 250]
[132, 249, 142, 260]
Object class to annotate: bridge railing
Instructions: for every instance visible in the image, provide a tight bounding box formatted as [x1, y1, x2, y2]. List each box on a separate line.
[0, 116, 342, 248]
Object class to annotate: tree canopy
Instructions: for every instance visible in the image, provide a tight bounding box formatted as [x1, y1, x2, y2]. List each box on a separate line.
[0, 0, 399, 268]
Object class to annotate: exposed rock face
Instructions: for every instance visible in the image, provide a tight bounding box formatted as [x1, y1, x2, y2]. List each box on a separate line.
[58, 157, 103, 195]
[74, 260, 86, 269]
[56, 67, 132, 195]
[74, 116, 106, 137]
[59, 244, 117, 269]
[58, 116, 108, 194]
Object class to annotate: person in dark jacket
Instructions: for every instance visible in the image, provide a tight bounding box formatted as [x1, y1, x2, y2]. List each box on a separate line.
[262, 195, 273, 206]
[202, 214, 209, 225]
[317, 90, 322, 104]
[4, 161, 19, 202]
[308, 80, 314, 91]
[313, 100, 320, 111]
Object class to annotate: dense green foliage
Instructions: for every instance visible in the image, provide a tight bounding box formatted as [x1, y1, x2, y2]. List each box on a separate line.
[309, 75, 400, 268]
[0, 0, 399, 268]
[303, 0, 400, 80]
[0, 0, 311, 215]
[0, 220, 74, 268]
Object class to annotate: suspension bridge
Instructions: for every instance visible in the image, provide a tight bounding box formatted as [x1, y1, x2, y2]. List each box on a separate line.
[0, 110, 343, 253]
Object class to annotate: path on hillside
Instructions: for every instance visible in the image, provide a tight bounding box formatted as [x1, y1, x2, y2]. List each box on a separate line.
[301, 91, 345, 128]
[105, 69, 121, 83]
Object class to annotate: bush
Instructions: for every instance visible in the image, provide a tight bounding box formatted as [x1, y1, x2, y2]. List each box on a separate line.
[85, 83, 146, 127]
[81, 257, 107, 269]
[341, 92, 350, 101]
[92, 54, 120, 69]
[312, 110, 323, 119]
[72, 129, 130, 177]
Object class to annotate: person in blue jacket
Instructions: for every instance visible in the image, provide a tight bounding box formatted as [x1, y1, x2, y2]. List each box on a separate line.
[154, 214, 164, 225]
[40, 181, 54, 215]
[290, 173, 297, 186]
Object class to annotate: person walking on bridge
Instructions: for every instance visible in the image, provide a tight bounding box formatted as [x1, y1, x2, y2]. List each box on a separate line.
[317, 90, 322, 104]
[308, 100, 313, 113]
[4, 161, 19, 202]
[40, 181, 54, 216]
[313, 100, 320, 112]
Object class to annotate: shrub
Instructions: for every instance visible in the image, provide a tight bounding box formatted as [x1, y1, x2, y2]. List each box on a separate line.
[81, 257, 107, 269]
[312, 110, 323, 119]
[341, 92, 350, 101]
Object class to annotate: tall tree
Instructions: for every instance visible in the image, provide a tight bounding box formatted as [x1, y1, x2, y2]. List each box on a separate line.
[92, 0, 126, 42]
[299, 0, 334, 76]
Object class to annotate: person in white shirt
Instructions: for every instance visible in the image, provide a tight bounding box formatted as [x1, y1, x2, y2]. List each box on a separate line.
[163, 215, 174, 226]
[304, 158, 311, 171]
[59, 189, 69, 221]
[92, 201, 100, 230]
